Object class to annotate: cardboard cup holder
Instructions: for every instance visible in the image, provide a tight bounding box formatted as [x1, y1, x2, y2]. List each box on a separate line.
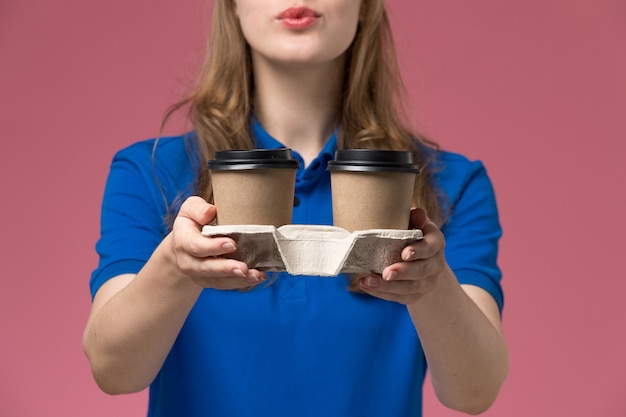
[201, 224, 423, 276]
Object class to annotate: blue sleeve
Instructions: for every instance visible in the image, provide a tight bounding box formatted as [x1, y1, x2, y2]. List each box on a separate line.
[89, 141, 170, 299]
[90, 137, 197, 298]
[438, 157, 504, 312]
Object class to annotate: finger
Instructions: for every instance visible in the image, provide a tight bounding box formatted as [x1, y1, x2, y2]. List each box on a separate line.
[210, 266, 268, 288]
[178, 196, 216, 226]
[401, 221, 444, 262]
[409, 207, 427, 229]
[200, 259, 268, 283]
[382, 258, 440, 283]
[358, 275, 422, 304]
[175, 222, 238, 258]
[174, 200, 234, 259]
[361, 272, 436, 295]
[180, 256, 266, 283]
[193, 269, 268, 290]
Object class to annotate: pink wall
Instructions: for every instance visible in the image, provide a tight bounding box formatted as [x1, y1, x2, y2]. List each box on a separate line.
[1, 0, 625, 415]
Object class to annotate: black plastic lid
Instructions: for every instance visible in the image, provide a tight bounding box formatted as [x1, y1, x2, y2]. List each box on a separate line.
[327, 149, 419, 173]
[207, 148, 299, 170]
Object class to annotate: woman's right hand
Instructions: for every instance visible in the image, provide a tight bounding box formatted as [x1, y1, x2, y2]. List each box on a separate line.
[171, 196, 266, 290]
[85, 196, 265, 395]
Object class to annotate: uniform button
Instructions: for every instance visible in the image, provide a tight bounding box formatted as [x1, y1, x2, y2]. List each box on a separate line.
[293, 196, 300, 207]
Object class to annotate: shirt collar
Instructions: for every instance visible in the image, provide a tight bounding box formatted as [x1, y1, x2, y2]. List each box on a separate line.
[251, 116, 337, 164]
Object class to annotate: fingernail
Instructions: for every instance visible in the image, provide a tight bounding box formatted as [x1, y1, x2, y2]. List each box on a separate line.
[363, 276, 381, 288]
[222, 242, 236, 252]
[246, 272, 261, 283]
[232, 268, 246, 278]
[384, 270, 398, 281]
[403, 250, 415, 262]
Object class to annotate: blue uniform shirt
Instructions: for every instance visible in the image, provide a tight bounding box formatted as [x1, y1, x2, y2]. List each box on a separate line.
[91, 120, 503, 417]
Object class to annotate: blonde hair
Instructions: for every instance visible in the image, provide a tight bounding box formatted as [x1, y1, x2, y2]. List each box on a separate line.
[160, 0, 444, 225]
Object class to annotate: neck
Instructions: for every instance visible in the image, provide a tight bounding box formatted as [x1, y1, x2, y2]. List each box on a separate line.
[252, 55, 344, 166]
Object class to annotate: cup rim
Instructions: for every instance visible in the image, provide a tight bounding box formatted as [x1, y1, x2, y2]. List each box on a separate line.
[327, 149, 419, 173]
[208, 148, 299, 170]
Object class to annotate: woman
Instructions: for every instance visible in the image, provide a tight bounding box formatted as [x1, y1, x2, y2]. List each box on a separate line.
[83, 0, 509, 416]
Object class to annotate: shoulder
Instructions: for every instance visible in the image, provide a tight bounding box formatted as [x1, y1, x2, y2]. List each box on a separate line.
[435, 149, 486, 178]
[431, 150, 503, 310]
[431, 149, 492, 203]
[113, 134, 191, 165]
[106, 133, 198, 204]
[111, 133, 198, 180]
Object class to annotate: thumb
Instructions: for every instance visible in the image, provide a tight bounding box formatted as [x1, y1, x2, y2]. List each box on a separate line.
[178, 196, 216, 226]
[409, 207, 428, 230]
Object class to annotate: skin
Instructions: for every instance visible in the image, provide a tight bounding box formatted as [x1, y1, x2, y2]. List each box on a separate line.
[235, 0, 361, 68]
[236, 0, 362, 165]
[83, 0, 509, 414]
[361, 208, 508, 413]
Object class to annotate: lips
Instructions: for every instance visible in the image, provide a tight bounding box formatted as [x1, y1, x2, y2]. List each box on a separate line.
[277, 7, 320, 29]
[277, 7, 319, 20]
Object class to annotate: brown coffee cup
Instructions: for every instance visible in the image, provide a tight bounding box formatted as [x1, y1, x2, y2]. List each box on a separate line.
[327, 149, 419, 232]
[208, 149, 299, 227]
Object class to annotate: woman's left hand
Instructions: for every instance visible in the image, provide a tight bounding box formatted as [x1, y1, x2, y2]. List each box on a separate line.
[359, 208, 448, 305]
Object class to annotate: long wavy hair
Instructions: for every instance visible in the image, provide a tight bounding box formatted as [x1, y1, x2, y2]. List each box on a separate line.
[159, 0, 444, 226]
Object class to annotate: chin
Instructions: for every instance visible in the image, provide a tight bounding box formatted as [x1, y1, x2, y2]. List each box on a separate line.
[263, 51, 345, 71]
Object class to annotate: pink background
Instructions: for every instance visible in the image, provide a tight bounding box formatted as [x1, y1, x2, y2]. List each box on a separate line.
[1, 0, 625, 415]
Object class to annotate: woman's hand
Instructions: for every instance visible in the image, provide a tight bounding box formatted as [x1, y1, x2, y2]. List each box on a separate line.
[83, 195, 268, 395]
[171, 196, 266, 290]
[359, 208, 447, 304]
